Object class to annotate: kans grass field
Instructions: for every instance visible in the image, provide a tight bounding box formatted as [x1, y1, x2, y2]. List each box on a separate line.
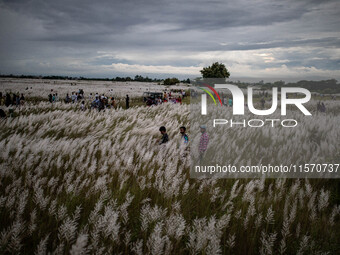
[0, 78, 339, 254]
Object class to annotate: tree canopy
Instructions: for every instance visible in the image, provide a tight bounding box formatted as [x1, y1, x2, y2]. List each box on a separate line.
[163, 78, 180, 85]
[200, 62, 230, 78]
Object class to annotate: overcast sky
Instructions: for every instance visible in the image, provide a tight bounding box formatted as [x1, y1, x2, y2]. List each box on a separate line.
[0, 0, 339, 81]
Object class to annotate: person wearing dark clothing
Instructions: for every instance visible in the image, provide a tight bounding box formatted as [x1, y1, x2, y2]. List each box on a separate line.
[126, 95, 130, 109]
[317, 101, 321, 112]
[260, 98, 265, 109]
[79, 89, 84, 97]
[5, 93, 12, 107]
[65, 94, 70, 103]
[16, 94, 20, 106]
[180, 126, 189, 144]
[48, 94, 53, 103]
[19, 94, 25, 105]
[98, 98, 104, 111]
[12, 94, 17, 105]
[0, 109, 6, 118]
[159, 126, 169, 144]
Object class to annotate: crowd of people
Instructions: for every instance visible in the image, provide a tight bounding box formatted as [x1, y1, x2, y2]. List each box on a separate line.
[0, 87, 188, 119]
[0, 92, 26, 118]
[0, 92, 25, 107]
[48, 88, 187, 110]
[46, 88, 129, 111]
[144, 90, 186, 106]
[88, 94, 120, 111]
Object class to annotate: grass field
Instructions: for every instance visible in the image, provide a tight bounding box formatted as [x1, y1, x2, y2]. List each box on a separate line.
[0, 80, 339, 254]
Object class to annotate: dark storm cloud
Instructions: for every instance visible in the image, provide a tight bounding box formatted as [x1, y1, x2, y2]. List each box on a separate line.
[0, 0, 339, 79]
[0, 0, 322, 41]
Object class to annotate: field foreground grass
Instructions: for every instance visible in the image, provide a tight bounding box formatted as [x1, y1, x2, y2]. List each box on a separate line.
[0, 101, 339, 254]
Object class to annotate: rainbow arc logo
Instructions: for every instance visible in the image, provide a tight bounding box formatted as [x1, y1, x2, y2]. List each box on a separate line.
[198, 84, 222, 106]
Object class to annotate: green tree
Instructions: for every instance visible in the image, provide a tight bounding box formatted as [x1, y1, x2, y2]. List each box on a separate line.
[163, 78, 180, 85]
[200, 62, 230, 78]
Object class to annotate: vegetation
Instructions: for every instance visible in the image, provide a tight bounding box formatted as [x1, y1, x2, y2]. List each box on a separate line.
[200, 62, 230, 79]
[163, 78, 180, 85]
[0, 97, 339, 254]
[0, 74, 191, 84]
[0, 79, 339, 254]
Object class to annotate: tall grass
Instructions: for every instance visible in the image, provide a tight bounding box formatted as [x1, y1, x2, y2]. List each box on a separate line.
[0, 100, 339, 254]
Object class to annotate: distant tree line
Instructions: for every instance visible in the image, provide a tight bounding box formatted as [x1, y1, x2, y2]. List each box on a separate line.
[0, 74, 191, 84]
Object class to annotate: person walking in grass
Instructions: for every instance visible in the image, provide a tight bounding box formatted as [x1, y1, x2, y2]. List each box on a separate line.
[13, 93, 17, 106]
[317, 101, 321, 112]
[0, 109, 6, 118]
[65, 93, 70, 103]
[20, 93, 25, 105]
[179, 126, 189, 159]
[260, 97, 265, 109]
[158, 126, 169, 144]
[5, 93, 12, 107]
[228, 97, 233, 107]
[71, 92, 76, 103]
[111, 97, 116, 108]
[180, 126, 189, 144]
[80, 101, 85, 111]
[126, 94, 130, 109]
[15, 93, 20, 107]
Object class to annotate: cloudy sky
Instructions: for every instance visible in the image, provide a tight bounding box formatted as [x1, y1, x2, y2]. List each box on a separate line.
[0, 0, 339, 81]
